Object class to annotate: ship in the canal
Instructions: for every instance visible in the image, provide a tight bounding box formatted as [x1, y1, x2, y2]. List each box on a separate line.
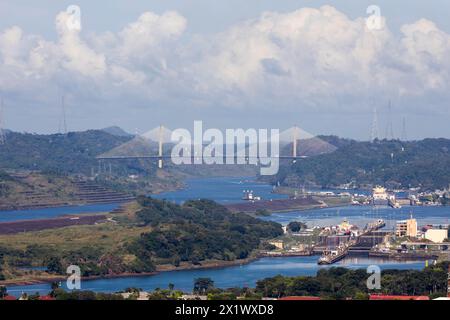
[318, 243, 351, 265]
[372, 186, 389, 206]
[242, 190, 261, 201]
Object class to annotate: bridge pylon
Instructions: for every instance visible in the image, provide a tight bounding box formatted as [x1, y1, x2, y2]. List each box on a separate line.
[158, 125, 163, 169]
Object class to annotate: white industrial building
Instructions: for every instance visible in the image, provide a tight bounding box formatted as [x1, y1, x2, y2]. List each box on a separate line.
[425, 229, 448, 243]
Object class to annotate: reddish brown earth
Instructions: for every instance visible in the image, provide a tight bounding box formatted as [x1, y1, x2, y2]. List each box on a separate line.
[0, 215, 107, 235]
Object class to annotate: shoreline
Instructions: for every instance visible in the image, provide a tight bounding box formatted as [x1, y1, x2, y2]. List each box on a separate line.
[3, 251, 434, 289]
[0, 199, 132, 213]
[2, 256, 260, 288]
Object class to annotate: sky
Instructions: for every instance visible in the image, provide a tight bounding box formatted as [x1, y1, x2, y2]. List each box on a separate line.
[0, 0, 450, 139]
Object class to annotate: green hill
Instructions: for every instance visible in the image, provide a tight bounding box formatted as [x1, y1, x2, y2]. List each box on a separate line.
[272, 138, 450, 190]
[128, 197, 283, 265]
[0, 130, 132, 175]
[0, 198, 283, 280]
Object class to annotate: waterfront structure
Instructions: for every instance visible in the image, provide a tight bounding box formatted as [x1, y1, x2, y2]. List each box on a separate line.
[425, 229, 448, 243]
[337, 219, 352, 235]
[242, 190, 261, 201]
[269, 240, 284, 250]
[396, 216, 417, 237]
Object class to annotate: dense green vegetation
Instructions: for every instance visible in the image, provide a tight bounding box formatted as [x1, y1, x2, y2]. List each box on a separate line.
[287, 221, 308, 232]
[0, 130, 132, 175]
[0, 284, 125, 300]
[0, 198, 282, 280]
[0, 170, 13, 197]
[4, 262, 448, 300]
[273, 138, 450, 190]
[256, 262, 450, 299]
[0, 130, 187, 202]
[128, 197, 283, 264]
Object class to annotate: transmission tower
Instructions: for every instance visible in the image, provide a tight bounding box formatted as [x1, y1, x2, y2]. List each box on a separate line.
[0, 97, 5, 145]
[385, 100, 395, 140]
[401, 117, 407, 141]
[59, 95, 67, 134]
[371, 107, 379, 142]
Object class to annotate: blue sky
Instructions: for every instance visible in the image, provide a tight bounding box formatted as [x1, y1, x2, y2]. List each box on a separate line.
[2, 1, 450, 36]
[0, 1, 450, 139]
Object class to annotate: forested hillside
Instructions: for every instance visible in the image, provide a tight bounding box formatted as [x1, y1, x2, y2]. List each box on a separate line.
[0, 198, 283, 280]
[128, 197, 283, 264]
[272, 138, 450, 190]
[0, 131, 132, 175]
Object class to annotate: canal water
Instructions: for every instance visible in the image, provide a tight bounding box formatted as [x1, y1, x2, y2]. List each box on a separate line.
[262, 205, 450, 229]
[7, 256, 430, 296]
[153, 176, 287, 204]
[0, 177, 284, 223]
[4, 176, 450, 296]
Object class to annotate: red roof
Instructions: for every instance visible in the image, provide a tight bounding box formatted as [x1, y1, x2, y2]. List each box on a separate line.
[2, 295, 17, 301]
[278, 296, 321, 300]
[369, 294, 429, 301]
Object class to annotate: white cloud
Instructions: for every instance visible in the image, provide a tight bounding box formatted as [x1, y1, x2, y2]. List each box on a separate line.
[1, 6, 450, 119]
[54, 11, 106, 77]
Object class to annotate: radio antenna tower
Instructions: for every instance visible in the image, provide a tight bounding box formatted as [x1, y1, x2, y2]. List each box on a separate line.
[0, 97, 6, 145]
[371, 107, 379, 142]
[401, 117, 407, 141]
[61, 95, 67, 134]
[385, 100, 395, 140]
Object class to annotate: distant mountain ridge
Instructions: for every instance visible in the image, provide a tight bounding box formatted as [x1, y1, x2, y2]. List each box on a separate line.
[101, 126, 133, 137]
[1, 129, 448, 191]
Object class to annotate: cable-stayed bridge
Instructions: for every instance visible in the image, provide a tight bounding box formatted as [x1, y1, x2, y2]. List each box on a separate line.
[96, 125, 329, 169]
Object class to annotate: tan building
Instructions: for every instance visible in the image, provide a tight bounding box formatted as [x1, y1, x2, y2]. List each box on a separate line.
[396, 217, 417, 237]
[425, 229, 448, 243]
[269, 240, 284, 250]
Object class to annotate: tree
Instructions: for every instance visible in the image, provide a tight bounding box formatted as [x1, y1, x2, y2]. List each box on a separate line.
[0, 285, 7, 299]
[51, 281, 60, 291]
[287, 221, 307, 233]
[193, 278, 215, 295]
[47, 257, 63, 274]
[50, 281, 60, 297]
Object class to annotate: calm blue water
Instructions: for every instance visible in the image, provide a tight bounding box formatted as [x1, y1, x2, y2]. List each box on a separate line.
[0, 203, 120, 223]
[4, 176, 450, 296]
[153, 176, 287, 204]
[262, 205, 450, 229]
[7, 256, 429, 296]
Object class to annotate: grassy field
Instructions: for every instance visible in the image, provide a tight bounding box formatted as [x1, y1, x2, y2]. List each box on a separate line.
[0, 200, 154, 285]
[0, 222, 150, 252]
